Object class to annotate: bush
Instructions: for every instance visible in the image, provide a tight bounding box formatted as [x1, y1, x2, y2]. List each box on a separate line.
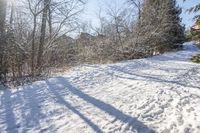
[191, 54, 200, 63]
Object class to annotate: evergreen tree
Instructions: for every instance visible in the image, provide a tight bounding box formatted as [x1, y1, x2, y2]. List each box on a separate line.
[162, 0, 185, 45]
[137, 0, 185, 54]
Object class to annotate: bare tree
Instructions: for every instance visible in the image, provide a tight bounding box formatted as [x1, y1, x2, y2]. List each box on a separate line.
[42, 0, 86, 66]
[128, 0, 142, 25]
[1, 0, 86, 83]
[37, 0, 50, 73]
[103, 2, 133, 59]
[27, 0, 49, 76]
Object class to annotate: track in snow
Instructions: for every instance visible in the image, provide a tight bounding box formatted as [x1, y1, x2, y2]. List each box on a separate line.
[0, 42, 200, 133]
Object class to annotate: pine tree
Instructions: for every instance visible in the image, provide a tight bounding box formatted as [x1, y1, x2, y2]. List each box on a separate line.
[137, 0, 185, 54]
[161, 0, 185, 46]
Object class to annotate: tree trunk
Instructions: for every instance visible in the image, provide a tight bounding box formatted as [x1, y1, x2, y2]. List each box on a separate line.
[9, 0, 14, 26]
[31, 16, 37, 76]
[48, 6, 52, 39]
[0, 0, 6, 33]
[37, 0, 49, 74]
[0, 0, 7, 81]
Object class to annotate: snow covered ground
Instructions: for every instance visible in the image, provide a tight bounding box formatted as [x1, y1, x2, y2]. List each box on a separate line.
[0, 42, 200, 133]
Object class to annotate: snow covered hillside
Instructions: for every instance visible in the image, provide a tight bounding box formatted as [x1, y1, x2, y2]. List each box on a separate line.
[0, 42, 200, 133]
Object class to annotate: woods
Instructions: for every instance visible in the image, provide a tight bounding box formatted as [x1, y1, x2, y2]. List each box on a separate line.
[0, 0, 186, 84]
[0, 0, 7, 81]
[1, 1, 200, 132]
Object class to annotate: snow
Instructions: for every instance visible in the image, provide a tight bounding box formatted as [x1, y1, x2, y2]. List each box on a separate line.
[0, 42, 200, 133]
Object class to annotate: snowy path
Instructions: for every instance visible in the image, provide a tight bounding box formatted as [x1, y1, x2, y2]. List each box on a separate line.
[0, 42, 200, 133]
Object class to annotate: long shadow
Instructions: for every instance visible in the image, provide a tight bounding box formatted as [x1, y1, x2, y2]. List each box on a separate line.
[46, 77, 155, 133]
[46, 80, 103, 133]
[21, 85, 46, 133]
[109, 66, 200, 90]
[1, 89, 18, 133]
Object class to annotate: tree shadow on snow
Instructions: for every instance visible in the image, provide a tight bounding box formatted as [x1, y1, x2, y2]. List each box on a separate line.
[1, 83, 52, 132]
[46, 80, 103, 133]
[109, 66, 200, 90]
[0, 89, 19, 133]
[46, 77, 155, 133]
[21, 84, 47, 132]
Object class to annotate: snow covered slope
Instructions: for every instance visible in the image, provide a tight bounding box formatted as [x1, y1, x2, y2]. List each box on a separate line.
[0, 42, 200, 133]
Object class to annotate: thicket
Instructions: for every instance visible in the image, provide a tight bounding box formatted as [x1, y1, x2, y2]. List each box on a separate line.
[0, 0, 186, 85]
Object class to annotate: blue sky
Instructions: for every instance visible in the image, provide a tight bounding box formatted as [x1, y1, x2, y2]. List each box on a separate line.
[82, 0, 200, 29]
[179, 0, 200, 28]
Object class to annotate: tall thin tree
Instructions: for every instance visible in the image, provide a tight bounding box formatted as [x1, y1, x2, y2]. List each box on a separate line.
[37, 0, 50, 73]
[0, 0, 7, 81]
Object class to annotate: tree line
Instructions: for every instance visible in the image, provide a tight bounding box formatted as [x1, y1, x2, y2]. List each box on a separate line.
[0, 0, 186, 85]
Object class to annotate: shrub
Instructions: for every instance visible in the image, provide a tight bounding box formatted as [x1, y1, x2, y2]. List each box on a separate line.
[191, 54, 200, 63]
